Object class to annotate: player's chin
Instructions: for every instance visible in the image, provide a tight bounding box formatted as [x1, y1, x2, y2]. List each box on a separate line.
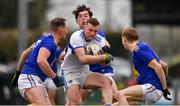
[86, 37, 93, 41]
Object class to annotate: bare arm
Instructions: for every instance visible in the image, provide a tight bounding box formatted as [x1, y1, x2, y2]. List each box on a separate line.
[160, 60, 168, 78]
[74, 47, 106, 64]
[17, 43, 35, 71]
[102, 37, 110, 47]
[37, 47, 56, 79]
[148, 59, 167, 89]
[59, 47, 67, 62]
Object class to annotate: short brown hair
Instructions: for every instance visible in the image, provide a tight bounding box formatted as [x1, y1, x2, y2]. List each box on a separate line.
[72, 5, 93, 19]
[87, 18, 100, 26]
[121, 27, 139, 42]
[50, 17, 66, 32]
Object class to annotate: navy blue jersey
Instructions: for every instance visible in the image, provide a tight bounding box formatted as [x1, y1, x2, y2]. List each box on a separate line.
[22, 33, 58, 81]
[132, 42, 162, 90]
[89, 30, 113, 74]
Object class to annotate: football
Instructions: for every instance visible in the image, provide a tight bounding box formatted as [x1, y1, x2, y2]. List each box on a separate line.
[85, 44, 101, 55]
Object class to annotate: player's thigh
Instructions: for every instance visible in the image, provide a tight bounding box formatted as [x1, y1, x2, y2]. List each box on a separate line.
[66, 84, 82, 103]
[25, 86, 51, 105]
[119, 85, 143, 101]
[112, 81, 118, 94]
[83, 72, 111, 89]
[104, 73, 118, 93]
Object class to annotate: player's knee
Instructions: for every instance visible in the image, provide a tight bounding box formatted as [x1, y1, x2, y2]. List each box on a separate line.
[69, 96, 82, 105]
[71, 99, 82, 105]
[102, 77, 112, 88]
[115, 92, 126, 100]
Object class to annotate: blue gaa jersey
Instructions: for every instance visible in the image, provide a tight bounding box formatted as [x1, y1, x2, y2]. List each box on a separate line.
[89, 29, 113, 74]
[132, 42, 162, 90]
[22, 33, 58, 82]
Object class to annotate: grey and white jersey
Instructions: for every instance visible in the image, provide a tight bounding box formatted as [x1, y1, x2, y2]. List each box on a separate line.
[61, 30, 106, 72]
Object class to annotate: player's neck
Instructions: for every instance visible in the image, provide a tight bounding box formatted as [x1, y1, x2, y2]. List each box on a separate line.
[50, 31, 59, 45]
[129, 41, 138, 52]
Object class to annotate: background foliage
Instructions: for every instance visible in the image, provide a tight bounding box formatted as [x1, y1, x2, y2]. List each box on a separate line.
[0, 0, 47, 63]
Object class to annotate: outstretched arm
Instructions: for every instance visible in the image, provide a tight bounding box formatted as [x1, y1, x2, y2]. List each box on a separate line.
[11, 43, 35, 87]
[17, 43, 35, 71]
[59, 47, 67, 62]
[37, 47, 64, 87]
[148, 59, 167, 89]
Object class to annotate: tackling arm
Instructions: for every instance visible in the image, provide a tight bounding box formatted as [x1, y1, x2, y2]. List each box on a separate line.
[74, 47, 106, 64]
[149, 59, 171, 100]
[148, 59, 167, 90]
[11, 43, 35, 87]
[17, 43, 35, 71]
[37, 47, 56, 79]
[160, 60, 168, 78]
[59, 47, 67, 62]
[102, 37, 110, 47]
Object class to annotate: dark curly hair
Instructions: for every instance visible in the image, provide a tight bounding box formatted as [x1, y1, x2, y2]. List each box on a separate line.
[72, 4, 93, 19]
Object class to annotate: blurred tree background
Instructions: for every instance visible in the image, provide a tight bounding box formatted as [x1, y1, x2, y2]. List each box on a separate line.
[0, 0, 47, 63]
[0, 0, 129, 63]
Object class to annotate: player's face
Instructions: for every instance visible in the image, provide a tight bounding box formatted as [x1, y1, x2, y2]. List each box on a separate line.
[84, 23, 99, 41]
[76, 11, 91, 29]
[122, 36, 128, 49]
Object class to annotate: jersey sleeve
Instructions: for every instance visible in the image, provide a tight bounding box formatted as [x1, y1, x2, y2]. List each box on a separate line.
[70, 32, 85, 50]
[137, 49, 155, 66]
[98, 29, 106, 38]
[41, 39, 54, 53]
[97, 35, 106, 48]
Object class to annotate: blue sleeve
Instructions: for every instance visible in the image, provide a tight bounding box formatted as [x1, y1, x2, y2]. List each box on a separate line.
[137, 50, 154, 66]
[41, 40, 54, 53]
[98, 29, 106, 39]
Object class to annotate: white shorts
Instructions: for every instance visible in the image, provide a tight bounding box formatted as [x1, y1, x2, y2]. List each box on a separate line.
[18, 74, 47, 98]
[140, 83, 163, 104]
[44, 77, 57, 90]
[62, 68, 93, 90]
[103, 73, 115, 84]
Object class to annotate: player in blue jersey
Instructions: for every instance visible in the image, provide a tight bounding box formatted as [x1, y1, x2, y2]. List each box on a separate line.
[67, 5, 128, 104]
[15, 17, 68, 105]
[115, 27, 171, 105]
[11, 34, 63, 105]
